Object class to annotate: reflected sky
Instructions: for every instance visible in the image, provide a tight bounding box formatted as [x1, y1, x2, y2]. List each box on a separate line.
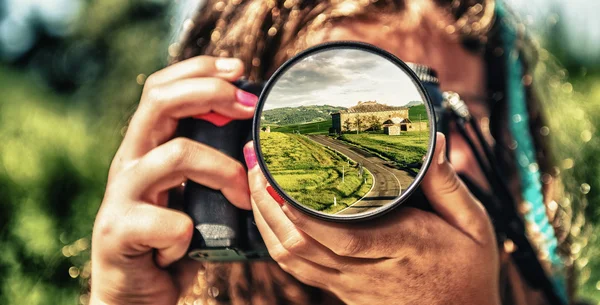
[264, 49, 423, 110]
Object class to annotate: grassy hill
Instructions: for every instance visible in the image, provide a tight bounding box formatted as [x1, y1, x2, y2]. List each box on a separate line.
[262, 105, 346, 125]
[270, 120, 332, 135]
[408, 104, 427, 122]
[260, 132, 373, 213]
[340, 132, 429, 168]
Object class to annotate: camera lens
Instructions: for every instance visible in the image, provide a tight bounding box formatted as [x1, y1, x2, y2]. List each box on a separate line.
[253, 41, 437, 222]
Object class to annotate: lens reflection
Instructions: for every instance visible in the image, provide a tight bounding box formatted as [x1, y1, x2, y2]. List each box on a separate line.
[258, 47, 431, 217]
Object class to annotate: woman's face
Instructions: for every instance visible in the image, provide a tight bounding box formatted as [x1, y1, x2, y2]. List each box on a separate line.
[304, 15, 493, 191]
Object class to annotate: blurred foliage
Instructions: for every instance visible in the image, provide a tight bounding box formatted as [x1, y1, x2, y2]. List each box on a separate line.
[0, 0, 169, 304]
[523, 10, 600, 303]
[0, 0, 599, 304]
[536, 65, 600, 302]
[562, 75, 600, 303]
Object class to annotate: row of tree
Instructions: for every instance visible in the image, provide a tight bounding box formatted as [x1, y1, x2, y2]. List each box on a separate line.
[343, 114, 383, 133]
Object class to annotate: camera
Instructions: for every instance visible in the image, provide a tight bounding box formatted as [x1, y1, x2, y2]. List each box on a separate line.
[180, 42, 445, 261]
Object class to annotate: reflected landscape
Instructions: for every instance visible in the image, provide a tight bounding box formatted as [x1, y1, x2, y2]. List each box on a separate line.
[258, 48, 431, 216]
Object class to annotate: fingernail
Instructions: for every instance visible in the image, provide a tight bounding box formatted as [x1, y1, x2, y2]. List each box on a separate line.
[236, 89, 258, 107]
[244, 145, 257, 169]
[437, 133, 446, 165]
[266, 185, 286, 206]
[215, 58, 241, 73]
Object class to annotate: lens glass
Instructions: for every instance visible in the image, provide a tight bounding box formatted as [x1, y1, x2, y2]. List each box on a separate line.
[255, 43, 435, 220]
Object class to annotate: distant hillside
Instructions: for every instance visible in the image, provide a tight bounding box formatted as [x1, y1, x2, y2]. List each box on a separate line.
[271, 120, 332, 135]
[262, 105, 346, 125]
[405, 100, 424, 107]
[342, 101, 405, 113]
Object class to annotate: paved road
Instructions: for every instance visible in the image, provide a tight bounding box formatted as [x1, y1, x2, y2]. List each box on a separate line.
[307, 135, 415, 215]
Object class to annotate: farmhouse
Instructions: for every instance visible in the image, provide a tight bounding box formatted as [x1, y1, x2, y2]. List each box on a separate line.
[384, 125, 401, 136]
[331, 101, 425, 134]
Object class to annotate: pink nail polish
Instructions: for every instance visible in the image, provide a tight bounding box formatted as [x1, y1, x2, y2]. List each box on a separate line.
[236, 89, 258, 107]
[244, 145, 257, 169]
[193, 112, 232, 126]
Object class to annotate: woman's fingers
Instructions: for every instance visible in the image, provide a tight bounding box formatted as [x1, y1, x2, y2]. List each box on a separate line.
[140, 78, 256, 120]
[251, 200, 339, 289]
[96, 203, 194, 268]
[421, 132, 493, 245]
[118, 137, 251, 209]
[119, 77, 257, 163]
[145, 56, 244, 87]
[245, 157, 330, 262]
[244, 142, 343, 265]
[278, 203, 435, 259]
[244, 142, 411, 260]
[247, 164, 368, 267]
[244, 141, 463, 259]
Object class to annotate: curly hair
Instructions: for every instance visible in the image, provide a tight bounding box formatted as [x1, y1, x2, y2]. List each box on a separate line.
[168, 0, 575, 304]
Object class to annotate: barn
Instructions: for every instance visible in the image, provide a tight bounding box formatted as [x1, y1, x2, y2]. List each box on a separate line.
[331, 101, 410, 133]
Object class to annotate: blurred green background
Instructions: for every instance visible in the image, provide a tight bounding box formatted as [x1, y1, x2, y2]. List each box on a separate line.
[0, 0, 598, 304]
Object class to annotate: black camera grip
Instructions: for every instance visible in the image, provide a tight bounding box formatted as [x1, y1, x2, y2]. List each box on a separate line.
[179, 117, 252, 259]
[178, 80, 266, 261]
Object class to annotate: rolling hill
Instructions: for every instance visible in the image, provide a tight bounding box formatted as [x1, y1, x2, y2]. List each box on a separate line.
[262, 105, 346, 125]
[405, 100, 424, 107]
[408, 104, 427, 122]
[266, 104, 429, 135]
[270, 120, 332, 134]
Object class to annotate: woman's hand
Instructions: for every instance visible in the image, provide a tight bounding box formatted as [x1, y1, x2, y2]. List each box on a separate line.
[244, 133, 500, 305]
[90, 56, 257, 305]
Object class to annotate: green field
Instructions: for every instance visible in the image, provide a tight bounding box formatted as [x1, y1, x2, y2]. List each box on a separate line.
[408, 104, 427, 122]
[340, 131, 429, 168]
[261, 105, 346, 125]
[260, 132, 373, 213]
[269, 120, 332, 135]
[267, 105, 427, 135]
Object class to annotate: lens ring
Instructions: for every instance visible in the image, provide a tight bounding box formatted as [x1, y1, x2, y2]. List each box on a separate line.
[253, 41, 437, 222]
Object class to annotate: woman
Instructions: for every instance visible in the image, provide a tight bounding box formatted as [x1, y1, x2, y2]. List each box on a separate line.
[90, 0, 570, 304]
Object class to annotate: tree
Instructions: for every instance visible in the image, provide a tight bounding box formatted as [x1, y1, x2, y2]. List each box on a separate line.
[368, 115, 382, 131]
[355, 114, 364, 133]
[343, 118, 353, 132]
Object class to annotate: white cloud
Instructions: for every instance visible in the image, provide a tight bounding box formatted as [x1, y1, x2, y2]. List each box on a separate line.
[264, 48, 424, 110]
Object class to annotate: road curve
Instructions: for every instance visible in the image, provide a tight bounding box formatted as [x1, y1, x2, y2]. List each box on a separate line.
[307, 135, 415, 215]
